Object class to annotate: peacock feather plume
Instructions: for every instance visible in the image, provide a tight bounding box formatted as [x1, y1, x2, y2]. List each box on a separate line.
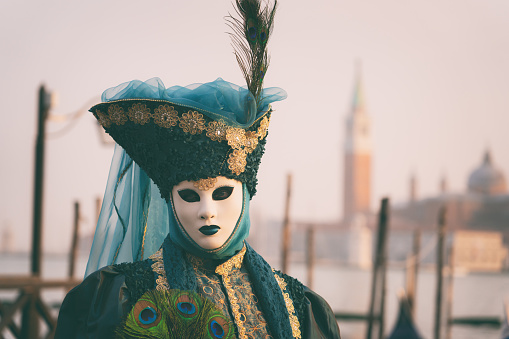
[115, 289, 234, 339]
[226, 0, 278, 109]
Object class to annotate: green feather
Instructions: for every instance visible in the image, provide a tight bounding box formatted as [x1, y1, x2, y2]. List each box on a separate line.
[226, 0, 278, 110]
[115, 289, 234, 339]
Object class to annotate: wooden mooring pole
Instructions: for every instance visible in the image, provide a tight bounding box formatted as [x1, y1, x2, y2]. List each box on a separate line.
[281, 173, 292, 274]
[405, 229, 421, 317]
[68, 201, 80, 278]
[306, 226, 315, 290]
[445, 244, 455, 339]
[366, 197, 390, 339]
[434, 205, 447, 339]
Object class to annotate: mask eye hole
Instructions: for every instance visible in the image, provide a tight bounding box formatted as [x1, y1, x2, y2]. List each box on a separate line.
[178, 189, 200, 203]
[212, 186, 234, 201]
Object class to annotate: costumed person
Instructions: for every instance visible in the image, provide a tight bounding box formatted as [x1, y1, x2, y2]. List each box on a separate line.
[55, 1, 340, 338]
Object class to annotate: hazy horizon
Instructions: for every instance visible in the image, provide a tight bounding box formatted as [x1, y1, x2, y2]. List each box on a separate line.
[1, 0, 508, 253]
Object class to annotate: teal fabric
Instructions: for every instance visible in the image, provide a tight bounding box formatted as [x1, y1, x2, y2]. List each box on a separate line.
[167, 184, 251, 260]
[101, 77, 286, 128]
[85, 145, 170, 276]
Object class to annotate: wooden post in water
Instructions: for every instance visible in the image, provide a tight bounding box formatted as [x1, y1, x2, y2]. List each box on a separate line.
[445, 244, 455, 339]
[366, 197, 390, 339]
[306, 226, 316, 290]
[281, 173, 292, 274]
[434, 206, 447, 339]
[68, 201, 80, 278]
[406, 229, 421, 317]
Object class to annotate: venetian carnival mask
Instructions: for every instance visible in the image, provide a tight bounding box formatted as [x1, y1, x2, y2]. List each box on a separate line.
[171, 177, 244, 250]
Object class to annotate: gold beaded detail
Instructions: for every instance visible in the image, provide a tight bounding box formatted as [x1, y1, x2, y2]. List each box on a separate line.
[215, 246, 247, 339]
[273, 270, 302, 339]
[193, 177, 218, 191]
[149, 249, 170, 291]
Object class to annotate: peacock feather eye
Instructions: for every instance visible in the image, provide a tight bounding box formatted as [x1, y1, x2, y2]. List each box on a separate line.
[133, 299, 162, 329]
[246, 18, 257, 41]
[208, 315, 231, 339]
[139, 307, 157, 325]
[259, 26, 268, 44]
[175, 293, 199, 318]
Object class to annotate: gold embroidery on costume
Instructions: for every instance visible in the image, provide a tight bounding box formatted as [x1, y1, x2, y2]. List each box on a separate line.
[244, 131, 259, 153]
[153, 104, 178, 128]
[193, 177, 218, 191]
[257, 116, 269, 138]
[95, 109, 111, 128]
[273, 270, 302, 339]
[227, 149, 248, 175]
[149, 249, 170, 291]
[188, 246, 272, 338]
[179, 110, 206, 135]
[94, 100, 272, 175]
[128, 102, 151, 125]
[214, 246, 247, 338]
[108, 104, 128, 125]
[206, 120, 228, 141]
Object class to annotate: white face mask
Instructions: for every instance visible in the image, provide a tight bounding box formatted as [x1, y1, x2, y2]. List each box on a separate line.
[171, 177, 243, 250]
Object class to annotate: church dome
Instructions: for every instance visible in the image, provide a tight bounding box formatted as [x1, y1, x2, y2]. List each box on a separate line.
[467, 150, 507, 195]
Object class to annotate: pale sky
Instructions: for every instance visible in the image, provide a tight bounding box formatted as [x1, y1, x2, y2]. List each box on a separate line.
[1, 0, 509, 253]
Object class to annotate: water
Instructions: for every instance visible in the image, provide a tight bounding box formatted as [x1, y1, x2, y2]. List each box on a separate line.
[1, 253, 507, 339]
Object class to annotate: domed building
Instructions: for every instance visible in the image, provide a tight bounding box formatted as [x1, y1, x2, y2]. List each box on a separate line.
[467, 150, 507, 195]
[390, 149, 509, 271]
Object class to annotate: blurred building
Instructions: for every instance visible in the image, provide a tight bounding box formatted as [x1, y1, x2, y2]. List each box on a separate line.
[343, 64, 372, 223]
[391, 150, 509, 271]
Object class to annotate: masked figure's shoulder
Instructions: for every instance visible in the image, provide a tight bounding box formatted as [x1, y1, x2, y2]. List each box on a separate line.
[54, 259, 155, 339]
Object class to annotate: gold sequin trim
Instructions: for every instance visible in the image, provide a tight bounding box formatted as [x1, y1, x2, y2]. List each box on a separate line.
[94, 101, 271, 175]
[215, 246, 247, 338]
[149, 249, 170, 291]
[273, 270, 302, 339]
[193, 177, 218, 191]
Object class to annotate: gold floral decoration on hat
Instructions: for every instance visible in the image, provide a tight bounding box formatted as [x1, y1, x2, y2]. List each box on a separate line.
[228, 149, 248, 175]
[128, 103, 151, 125]
[226, 127, 247, 150]
[193, 177, 218, 191]
[95, 109, 111, 128]
[108, 104, 128, 125]
[94, 100, 272, 176]
[179, 110, 206, 135]
[244, 131, 259, 153]
[206, 120, 228, 141]
[257, 116, 269, 139]
[153, 104, 178, 128]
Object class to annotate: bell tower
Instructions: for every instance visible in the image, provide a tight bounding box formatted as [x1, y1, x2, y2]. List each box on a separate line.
[343, 64, 372, 222]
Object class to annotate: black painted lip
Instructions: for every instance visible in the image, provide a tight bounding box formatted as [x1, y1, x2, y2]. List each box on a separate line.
[199, 225, 220, 235]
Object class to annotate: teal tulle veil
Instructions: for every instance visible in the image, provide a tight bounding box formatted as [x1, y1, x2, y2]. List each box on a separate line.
[85, 144, 170, 277]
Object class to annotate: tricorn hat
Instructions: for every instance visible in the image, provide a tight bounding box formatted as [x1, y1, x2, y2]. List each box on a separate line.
[90, 0, 284, 200]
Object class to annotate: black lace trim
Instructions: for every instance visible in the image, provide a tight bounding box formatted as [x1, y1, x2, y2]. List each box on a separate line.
[113, 259, 155, 312]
